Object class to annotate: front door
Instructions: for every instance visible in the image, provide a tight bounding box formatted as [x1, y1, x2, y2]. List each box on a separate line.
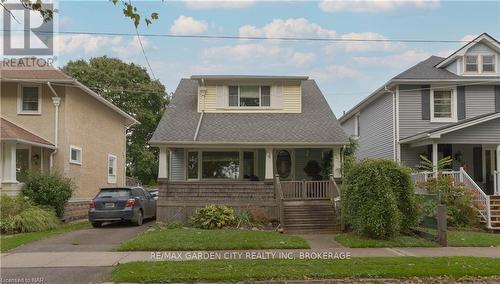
[484, 149, 497, 195]
[275, 149, 293, 180]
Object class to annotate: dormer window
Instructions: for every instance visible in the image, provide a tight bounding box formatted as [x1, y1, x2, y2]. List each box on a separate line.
[482, 55, 495, 72]
[465, 55, 478, 72]
[228, 85, 271, 107]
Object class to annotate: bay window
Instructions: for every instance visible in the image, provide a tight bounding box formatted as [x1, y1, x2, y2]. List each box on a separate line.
[228, 85, 271, 107]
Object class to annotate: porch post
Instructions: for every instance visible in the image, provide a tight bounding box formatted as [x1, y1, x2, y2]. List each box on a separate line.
[158, 146, 168, 179]
[432, 142, 438, 177]
[265, 148, 274, 181]
[496, 145, 500, 195]
[332, 147, 342, 178]
[1, 141, 17, 183]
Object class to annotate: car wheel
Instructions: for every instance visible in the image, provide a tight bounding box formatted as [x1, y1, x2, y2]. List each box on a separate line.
[91, 221, 102, 228]
[134, 210, 143, 226]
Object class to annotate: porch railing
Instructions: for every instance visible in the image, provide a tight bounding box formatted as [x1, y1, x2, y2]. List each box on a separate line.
[280, 180, 332, 200]
[411, 168, 491, 229]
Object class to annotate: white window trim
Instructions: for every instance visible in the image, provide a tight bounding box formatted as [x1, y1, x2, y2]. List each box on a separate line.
[69, 145, 82, 165]
[17, 83, 42, 115]
[463, 54, 497, 75]
[481, 54, 496, 73]
[430, 87, 458, 123]
[354, 113, 360, 139]
[107, 154, 117, 184]
[228, 85, 271, 108]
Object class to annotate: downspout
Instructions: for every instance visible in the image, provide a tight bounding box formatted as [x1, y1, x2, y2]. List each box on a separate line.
[47, 82, 61, 172]
[194, 78, 206, 141]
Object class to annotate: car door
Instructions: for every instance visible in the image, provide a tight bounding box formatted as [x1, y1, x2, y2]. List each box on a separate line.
[140, 188, 155, 218]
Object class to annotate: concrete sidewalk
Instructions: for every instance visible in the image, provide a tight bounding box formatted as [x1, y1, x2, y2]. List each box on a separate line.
[2, 246, 499, 268]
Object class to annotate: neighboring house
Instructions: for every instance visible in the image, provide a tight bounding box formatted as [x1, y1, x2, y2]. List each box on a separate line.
[0, 61, 136, 215]
[150, 75, 348, 232]
[339, 33, 500, 229]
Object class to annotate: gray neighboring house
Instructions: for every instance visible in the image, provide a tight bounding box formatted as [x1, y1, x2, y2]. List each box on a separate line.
[339, 33, 500, 229]
[150, 76, 348, 232]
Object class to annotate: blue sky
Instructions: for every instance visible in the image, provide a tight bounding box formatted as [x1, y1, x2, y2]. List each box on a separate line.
[51, 1, 500, 116]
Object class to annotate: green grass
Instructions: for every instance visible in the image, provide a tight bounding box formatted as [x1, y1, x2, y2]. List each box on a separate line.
[334, 233, 438, 248]
[0, 221, 90, 252]
[116, 228, 309, 251]
[447, 230, 500, 247]
[110, 257, 500, 283]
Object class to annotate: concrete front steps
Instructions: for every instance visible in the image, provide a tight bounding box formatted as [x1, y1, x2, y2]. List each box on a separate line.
[489, 196, 500, 231]
[282, 200, 341, 234]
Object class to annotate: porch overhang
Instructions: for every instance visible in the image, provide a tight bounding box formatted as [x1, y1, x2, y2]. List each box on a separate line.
[0, 118, 55, 149]
[149, 141, 348, 148]
[400, 112, 500, 147]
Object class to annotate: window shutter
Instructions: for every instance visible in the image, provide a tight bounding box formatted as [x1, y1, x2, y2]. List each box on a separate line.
[457, 86, 466, 120]
[215, 85, 226, 108]
[271, 85, 283, 109]
[495, 85, 500, 112]
[421, 85, 430, 120]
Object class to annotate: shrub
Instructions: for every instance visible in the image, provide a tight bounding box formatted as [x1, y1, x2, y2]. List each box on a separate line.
[343, 159, 417, 239]
[343, 160, 402, 239]
[423, 175, 479, 228]
[0, 195, 60, 234]
[22, 172, 74, 217]
[190, 204, 236, 229]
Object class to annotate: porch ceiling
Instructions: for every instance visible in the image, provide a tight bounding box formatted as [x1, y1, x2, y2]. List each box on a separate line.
[0, 118, 54, 148]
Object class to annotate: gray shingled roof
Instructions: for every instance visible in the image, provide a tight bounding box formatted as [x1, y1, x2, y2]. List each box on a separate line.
[151, 79, 349, 145]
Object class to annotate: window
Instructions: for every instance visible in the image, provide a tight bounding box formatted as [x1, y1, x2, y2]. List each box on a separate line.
[108, 154, 117, 183]
[202, 151, 240, 179]
[18, 85, 41, 114]
[69, 146, 82, 165]
[276, 150, 292, 179]
[354, 114, 360, 138]
[431, 89, 456, 122]
[227, 85, 271, 107]
[187, 151, 199, 179]
[482, 55, 495, 72]
[465, 55, 478, 72]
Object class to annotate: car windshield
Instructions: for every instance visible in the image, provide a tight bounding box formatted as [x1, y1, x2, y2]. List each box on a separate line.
[96, 189, 130, 198]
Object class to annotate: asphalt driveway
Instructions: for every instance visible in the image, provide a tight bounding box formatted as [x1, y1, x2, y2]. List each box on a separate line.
[12, 220, 153, 253]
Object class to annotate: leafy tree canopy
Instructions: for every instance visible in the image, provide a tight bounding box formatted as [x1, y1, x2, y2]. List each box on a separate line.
[63, 57, 168, 185]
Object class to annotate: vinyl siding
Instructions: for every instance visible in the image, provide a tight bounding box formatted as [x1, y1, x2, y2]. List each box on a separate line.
[170, 149, 185, 181]
[341, 116, 356, 137]
[400, 145, 426, 169]
[399, 85, 449, 139]
[357, 93, 394, 160]
[198, 84, 301, 113]
[438, 117, 500, 144]
[465, 85, 496, 118]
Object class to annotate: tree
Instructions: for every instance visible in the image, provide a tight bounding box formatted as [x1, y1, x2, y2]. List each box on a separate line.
[63, 57, 168, 185]
[1, 0, 159, 27]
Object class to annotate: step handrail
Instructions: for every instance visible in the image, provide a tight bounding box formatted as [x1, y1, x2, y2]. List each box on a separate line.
[460, 167, 491, 229]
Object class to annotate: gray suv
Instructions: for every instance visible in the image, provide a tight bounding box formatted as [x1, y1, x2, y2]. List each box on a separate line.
[88, 187, 156, 228]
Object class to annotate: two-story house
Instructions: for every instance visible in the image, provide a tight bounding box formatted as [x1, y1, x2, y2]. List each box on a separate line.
[0, 60, 136, 218]
[150, 75, 348, 232]
[339, 33, 500, 229]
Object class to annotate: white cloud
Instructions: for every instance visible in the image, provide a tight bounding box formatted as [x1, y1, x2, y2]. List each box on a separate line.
[319, 0, 440, 13]
[170, 16, 208, 35]
[239, 18, 337, 39]
[240, 18, 399, 52]
[183, 0, 255, 9]
[460, 34, 477, 42]
[310, 65, 363, 80]
[352, 50, 429, 68]
[202, 43, 315, 67]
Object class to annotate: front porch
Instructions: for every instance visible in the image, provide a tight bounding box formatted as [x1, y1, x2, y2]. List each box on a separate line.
[156, 146, 343, 227]
[0, 118, 55, 195]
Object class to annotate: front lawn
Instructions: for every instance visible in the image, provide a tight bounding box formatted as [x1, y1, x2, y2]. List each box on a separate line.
[334, 233, 438, 248]
[116, 228, 309, 251]
[447, 230, 500, 247]
[110, 257, 500, 283]
[0, 221, 90, 252]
